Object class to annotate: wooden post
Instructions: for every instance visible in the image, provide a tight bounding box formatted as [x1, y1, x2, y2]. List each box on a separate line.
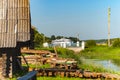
[54, 46, 58, 58]
[1, 54, 7, 77]
[9, 56, 12, 78]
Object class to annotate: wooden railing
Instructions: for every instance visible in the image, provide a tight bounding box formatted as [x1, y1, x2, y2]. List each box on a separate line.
[17, 71, 37, 80]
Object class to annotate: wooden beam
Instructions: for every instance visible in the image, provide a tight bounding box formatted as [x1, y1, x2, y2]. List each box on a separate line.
[21, 49, 51, 54]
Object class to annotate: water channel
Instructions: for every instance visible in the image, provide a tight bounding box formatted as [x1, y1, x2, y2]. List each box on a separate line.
[81, 58, 120, 73]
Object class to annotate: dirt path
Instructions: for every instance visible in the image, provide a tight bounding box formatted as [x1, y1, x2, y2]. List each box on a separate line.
[67, 47, 83, 53]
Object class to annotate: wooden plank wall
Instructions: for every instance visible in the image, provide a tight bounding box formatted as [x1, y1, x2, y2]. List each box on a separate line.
[0, 0, 31, 48]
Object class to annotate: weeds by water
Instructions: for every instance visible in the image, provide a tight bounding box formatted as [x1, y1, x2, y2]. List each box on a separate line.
[80, 46, 120, 65]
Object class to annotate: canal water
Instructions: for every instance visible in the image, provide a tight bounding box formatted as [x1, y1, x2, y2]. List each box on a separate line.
[81, 58, 120, 73]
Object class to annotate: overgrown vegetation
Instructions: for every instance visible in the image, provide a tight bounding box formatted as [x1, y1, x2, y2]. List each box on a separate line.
[56, 48, 81, 63]
[112, 38, 120, 47]
[80, 46, 120, 66]
[79, 63, 112, 73]
[85, 40, 96, 48]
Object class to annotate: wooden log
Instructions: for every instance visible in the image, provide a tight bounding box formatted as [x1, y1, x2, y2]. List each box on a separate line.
[53, 72, 56, 76]
[69, 72, 75, 77]
[83, 72, 91, 78]
[9, 57, 13, 78]
[1, 54, 7, 77]
[38, 68, 77, 72]
[96, 73, 102, 78]
[61, 72, 65, 77]
[78, 73, 83, 78]
[75, 70, 80, 77]
[65, 72, 68, 77]
[91, 72, 97, 78]
[21, 49, 51, 54]
[43, 72, 47, 76]
[37, 72, 43, 76]
[56, 72, 61, 76]
[48, 72, 52, 76]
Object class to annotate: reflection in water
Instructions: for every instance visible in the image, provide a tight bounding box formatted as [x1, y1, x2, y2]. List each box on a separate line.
[81, 58, 120, 72]
[98, 60, 120, 72]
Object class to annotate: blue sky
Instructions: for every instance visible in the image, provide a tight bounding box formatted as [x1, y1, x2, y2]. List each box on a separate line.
[30, 0, 120, 40]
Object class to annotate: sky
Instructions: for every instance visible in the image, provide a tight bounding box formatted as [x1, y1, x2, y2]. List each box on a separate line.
[30, 0, 120, 40]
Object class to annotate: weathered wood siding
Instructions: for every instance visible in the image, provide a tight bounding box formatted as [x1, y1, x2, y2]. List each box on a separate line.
[0, 0, 31, 48]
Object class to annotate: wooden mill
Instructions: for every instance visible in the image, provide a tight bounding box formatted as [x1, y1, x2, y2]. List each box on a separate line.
[0, 0, 32, 78]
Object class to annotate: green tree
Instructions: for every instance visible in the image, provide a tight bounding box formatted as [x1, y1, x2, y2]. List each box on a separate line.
[68, 37, 78, 43]
[32, 27, 44, 47]
[51, 35, 56, 40]
[85, 40, 96, 48]
[56, 36, 64, 39]
[112, 38, 120, 47]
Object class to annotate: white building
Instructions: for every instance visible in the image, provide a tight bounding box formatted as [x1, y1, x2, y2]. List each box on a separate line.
[81, 41, 85, 50]
[52, 38, 72, 48]
[43, 42, 49, 48]
[76, 41, 80, 47]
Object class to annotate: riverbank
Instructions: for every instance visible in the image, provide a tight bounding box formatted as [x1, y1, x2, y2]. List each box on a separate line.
[80, 46, 120, 64]
[79, 46, 120, 74]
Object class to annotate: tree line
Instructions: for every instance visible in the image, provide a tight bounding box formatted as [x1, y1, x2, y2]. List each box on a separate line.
[33, 26, 120, 48]
[32, 26, 80, 47]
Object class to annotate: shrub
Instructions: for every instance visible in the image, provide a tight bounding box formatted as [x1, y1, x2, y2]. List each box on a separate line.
[112, 38, 120, 47]
[85, 40, 96, 48]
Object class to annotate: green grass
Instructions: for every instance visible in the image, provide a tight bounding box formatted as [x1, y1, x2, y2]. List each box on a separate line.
[56, 48, 81, 63]
[37, 76, 87, 80]
[80, 46, 120, 63]
[23, 63, 51, 69]
[79, 63, 113, 73]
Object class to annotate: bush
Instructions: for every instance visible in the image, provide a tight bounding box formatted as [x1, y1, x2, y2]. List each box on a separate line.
[112, 38, 120, 47]
[85, 40, 96, 48]
[56, 48, 81, 63]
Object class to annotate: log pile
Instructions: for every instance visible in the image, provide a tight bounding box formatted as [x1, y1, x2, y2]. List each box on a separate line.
[21, 49, 120, 79]
[21, 55, 42, 65]
[37, 68, 120, 79]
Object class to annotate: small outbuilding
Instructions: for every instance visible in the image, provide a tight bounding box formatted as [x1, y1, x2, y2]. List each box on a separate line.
[0, 0, 32, 78]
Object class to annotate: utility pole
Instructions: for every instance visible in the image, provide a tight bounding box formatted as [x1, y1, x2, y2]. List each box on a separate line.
[108, 7, 111, 47]
[77, 33, 79, 41]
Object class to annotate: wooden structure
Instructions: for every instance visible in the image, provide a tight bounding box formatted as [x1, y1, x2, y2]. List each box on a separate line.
[37, 68, 120, 79]
[21, 49, 51, 54]
[0, 0, 31, 78]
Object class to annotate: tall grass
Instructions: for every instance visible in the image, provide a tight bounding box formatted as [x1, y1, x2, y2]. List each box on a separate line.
[56, 48, 81, 63]
[80, 46, 120, 66]
[79, 63, 112, 73]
